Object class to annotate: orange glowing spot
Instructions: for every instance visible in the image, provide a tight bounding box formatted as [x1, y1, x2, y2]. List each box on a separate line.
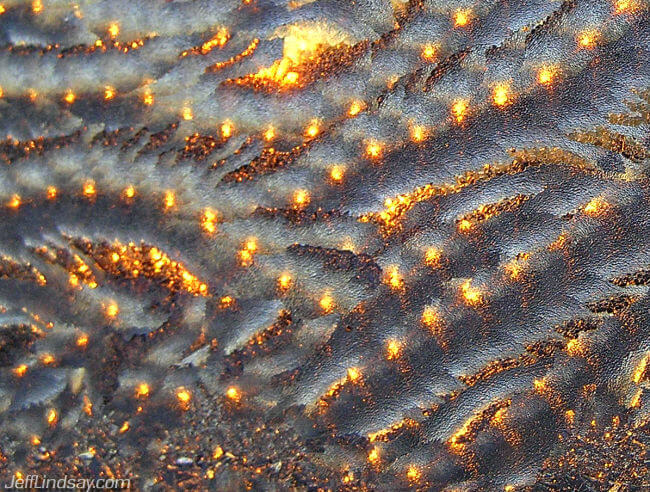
[457, 218, 472, 232]
[104, 86, 115, 100]
[41, 354, 55, 365]
[31, 436, 40, 445]
[384, 265, 403, 290]
[565, 409, 575, 424]
[201, 208, 218, 234]
[76, 334, 88, 348]
[348, 101, 364, 117]
[12, 364, 27, 377]
[424, 247, 442, 268]
[143, 90, 154, 106]
[492, 84, 511, 107]
[182, 107, 193, 120]
[537, 66, 557, 85]
[633, 355, 647, 384]
[201, 27, 230, 53]
[69, 273, 79, 287]
[366, 141, 383, 159]
[213, 445, 224, 459]
[135, 383, 150, 398]
[504, 486, 515, 492]
[264, 126, 276, 141]
[278, 273, 292, 291]
[163, 190, 175, 210]
[406, 465, 421, 482]
[47, 408, 57, 426]
[121, 185, 135, 200]
[293, 189, 310, 208]
[584, 197, 609, 216]
[245, 238, 257, 253]
[614, 0, 635, 14]
[461, 279, 482, 305]
[452, 99, 468, 122]
[83, 395, 93, 415]
[32, 0, 42, 14]
[454, 9, 470, 27]
[386, 339, 402, 360]
[0, 5, 5, 15]
[221, 120, 234, 139]
[220, 295, 234, 308]
[421, 305, 440, 329]
[104, 302, 119, 318]
[239, 249, 253, 266]
[46, 186, 57, 200]
[411, 125, 426, 142]
[347, 367, 361, 382]
[305, 120, 320, 138]
[566, 338, 585, 357]
[578, 31, 598, 49]
[108, 22, 119, 38]
[319, 293, 335, 314]
[64, 90, 76, 104]
[421, 44, 436, 61]
[176, 388, 191, 408]
[368, 446, 380, 464]
[630, 388, 643, 408]
[533, 379, 547, 393]
[0, 85, 3, 97]
[330, 165, 345, 182]
[226, 386, 241, 401]
[119, 421, 129, 433]
[82, 181, 95, 198]
[283, 71, 299, 85]
[7, 194, 20, 209]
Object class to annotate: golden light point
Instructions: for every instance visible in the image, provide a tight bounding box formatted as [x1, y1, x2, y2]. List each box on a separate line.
[31, 436, 40, 446]
[492, 84, 511, 107]
[384, 265, 404, 290]
[368, 446, 380, 464]
[104, 301, 119, 318]
[108, 22, 119, 38]
[458, 218, 472, 232]
[264, 126, 276, 141]
[104, 86, 115, 100]
[176, 387, 191, 406]
[305, 120, 320, 138]
[122, 185, 136, 199]
[293, 189, 310, 208]
[213, 445, 224, 459]
[245, 237, 257, 252]
[461, 279, 482, 305]
[32, 0, 42, 14]
[278, 273, 292, 291]
[220, 295, 234, 308]
[41, 353, 55, 365]
[12, 364, 28, 377]
[578, 31, 598, 49]
[64, 90, 76, 104]
[421, 305, 440, 329]
[566, 338, 583, 356]
[319, 293, 335, 313]
[633, 355, 647, 384]
[411, 125, 426, 143]
[406, 464, 421, 482]
[365, 140, 383, 159]
[46, 186, 57, 200]
[0, 85, 3, 97]
[201, 208, 218, 234]
[0, 5, 5, 15]
[119, 421, 129, 433]
[76, 333, 88, 348]
[424, 247, 442, 268]
[163, 190, 175, 210]
[421, 44, 436, 61]
[537, 66, 557, 86]
[330, 165, 345, 182]
[533, 379, 547, 392]
[7, 194, 20, 209]
[69, 273, 79, 287]
[135, 382, 150, 398]
[348, 100, 364, 117]
[584, 197, 609, 217]
[614, 0, 634, 14]
[386, 339, 402, 360]
[454, 9, 471, 27]
[182, 106, 193, 120]
[47, 408, 57, 426]
[283, 71, 299, 85]
[347, 367, 361, 382]
[221, 120, 234, 139]
[226, 386, 241, 401]
[630, 388, 642, 408]
[143, 90, 154, 106]
[82, 181, 96, 198]
[451, 99, 468, 122]
[565, 409, 575, 424]
[110, 252, 120, 263]
[504, 486, 515, 492]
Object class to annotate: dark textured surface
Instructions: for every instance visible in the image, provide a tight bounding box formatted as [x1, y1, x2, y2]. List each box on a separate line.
[0, 0, 650, 490]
